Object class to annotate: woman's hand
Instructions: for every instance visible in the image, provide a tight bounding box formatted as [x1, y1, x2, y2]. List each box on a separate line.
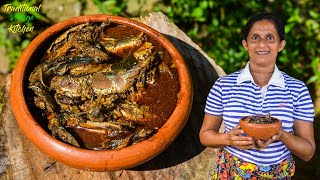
[200, 114, 255, 149]
[255, 130, 283, 149]
[227, 125, 255, 150]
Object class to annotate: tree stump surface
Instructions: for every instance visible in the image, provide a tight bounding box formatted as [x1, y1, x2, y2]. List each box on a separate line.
[0, 12, 225, 180]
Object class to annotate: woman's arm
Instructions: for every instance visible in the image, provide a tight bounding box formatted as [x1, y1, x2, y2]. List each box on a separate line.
[280, 120, 316, 162]
[257, 120, 316, 162]
[199, 113, 254, 150]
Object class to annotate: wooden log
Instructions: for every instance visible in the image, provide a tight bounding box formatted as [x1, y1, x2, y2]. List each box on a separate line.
[0, 12, 225, 179]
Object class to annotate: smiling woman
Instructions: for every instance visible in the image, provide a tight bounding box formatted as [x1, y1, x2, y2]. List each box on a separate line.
[241, 19, 286, 88]
[199, 12, 315, 179]
[242, 20, 286, 77]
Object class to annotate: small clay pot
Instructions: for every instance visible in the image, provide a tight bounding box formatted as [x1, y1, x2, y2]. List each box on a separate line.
[10, 15, 193, 171]
[239, 116, 282, 140]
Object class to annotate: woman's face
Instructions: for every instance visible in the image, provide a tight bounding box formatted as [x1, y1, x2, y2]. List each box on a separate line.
[242, 20, 286, 68]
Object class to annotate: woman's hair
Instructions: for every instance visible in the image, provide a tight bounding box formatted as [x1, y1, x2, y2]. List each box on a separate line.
[242, 12, 285, 41]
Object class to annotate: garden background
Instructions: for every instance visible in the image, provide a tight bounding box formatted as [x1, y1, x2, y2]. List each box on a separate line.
[0, 0, 319, 179]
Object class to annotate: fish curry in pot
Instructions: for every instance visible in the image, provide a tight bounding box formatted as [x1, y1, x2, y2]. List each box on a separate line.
[27, 22, 180, 150]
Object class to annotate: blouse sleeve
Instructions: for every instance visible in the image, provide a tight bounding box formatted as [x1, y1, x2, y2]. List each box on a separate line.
[293, 83, 314, 122]
[205, 78, 223, 116]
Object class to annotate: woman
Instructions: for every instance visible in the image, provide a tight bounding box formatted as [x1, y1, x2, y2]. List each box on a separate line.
[199, 12, 315, 179]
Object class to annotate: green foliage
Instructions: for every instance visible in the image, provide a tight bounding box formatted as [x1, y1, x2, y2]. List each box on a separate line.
[93, 0, 127, 15]
[0, 23, 30, 70]
[161, 0, 320, 86]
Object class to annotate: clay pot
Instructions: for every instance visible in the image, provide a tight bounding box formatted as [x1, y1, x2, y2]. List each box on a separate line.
[10, 15, 192, 171]
[239, 116, 282, 140]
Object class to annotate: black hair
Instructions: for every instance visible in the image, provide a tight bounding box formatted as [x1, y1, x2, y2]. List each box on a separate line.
[243, 12, 285, 41]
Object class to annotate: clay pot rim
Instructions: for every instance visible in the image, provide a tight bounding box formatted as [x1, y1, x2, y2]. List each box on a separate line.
[240, 115, 281, 125]
[10, 15, 193, 171]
